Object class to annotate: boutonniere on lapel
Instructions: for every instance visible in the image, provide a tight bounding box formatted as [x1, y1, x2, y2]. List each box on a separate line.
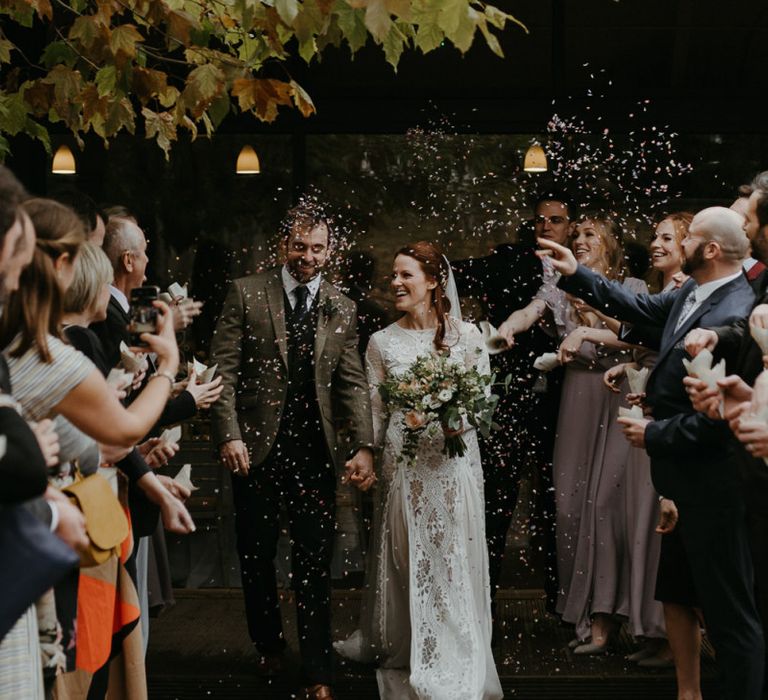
[321, 296, 338, 319]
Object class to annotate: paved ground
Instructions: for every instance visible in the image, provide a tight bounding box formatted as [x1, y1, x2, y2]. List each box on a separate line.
[147, 588, 717, 699]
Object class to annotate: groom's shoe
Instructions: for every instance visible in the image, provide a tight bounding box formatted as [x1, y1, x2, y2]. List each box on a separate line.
[255, 652, 284, 677]
[304, 684, 335, 699]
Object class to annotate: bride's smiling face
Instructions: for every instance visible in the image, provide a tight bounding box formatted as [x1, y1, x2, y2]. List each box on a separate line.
[391, 254, 437, 313]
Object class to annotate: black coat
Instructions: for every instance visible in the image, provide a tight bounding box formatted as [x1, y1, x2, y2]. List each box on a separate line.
[713, 269, 768, 510]
[559, 266, 755, 506]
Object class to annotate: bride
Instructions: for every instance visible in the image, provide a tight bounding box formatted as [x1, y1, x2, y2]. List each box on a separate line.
[336, 241, 502, 700]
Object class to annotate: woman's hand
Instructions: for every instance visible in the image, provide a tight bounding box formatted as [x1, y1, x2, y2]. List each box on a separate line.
[30, 419, 60, 468]
[157, 474, 191, 501]
[442, 418, 464, 438]
[183, 372, 224, 410]
[140, 437, 180, 468]
[557, 327, 588, 364]
[138, 300, 179, 375]
[497, 319, 517, 347]
[171, 297, 203, 331]
[603, 362, 629, 393]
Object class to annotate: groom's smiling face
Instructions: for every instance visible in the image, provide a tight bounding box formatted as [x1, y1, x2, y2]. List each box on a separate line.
[283, 221, 330, 283]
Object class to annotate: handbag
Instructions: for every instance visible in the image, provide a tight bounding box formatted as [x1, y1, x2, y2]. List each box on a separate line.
[62, 470, 129, 568]
[0, 504, 79, 642]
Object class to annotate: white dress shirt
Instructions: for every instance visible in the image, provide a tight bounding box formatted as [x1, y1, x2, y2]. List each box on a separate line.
[281, 265, 322, 312]
[110, 284, 130, 314]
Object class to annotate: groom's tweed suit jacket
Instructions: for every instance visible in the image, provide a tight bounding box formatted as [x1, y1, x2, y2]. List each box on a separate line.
[210, 267, 374, 468]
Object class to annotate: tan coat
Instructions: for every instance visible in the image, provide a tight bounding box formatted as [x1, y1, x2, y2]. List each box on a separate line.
[210, 268, 374, 467]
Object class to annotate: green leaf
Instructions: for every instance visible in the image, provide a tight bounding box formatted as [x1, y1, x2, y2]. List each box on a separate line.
[451, 5, 476, 53]
[24, 117, 51, 153]
[0, 38, 14, 64]
[0, 91, 29, 135]
[364, 0, 391, 42]
[40, 40, 77, 68]
[382, 24, 404, 70]
[69, 15, 100, 48]
[110, 24, 144, 61]
[477, 17, 503, 57]
[437, 0, 464, 36]
[335, 3, 367, 53]
[95, 65, 118, 97]
[298, 37, 317, 63]
[207, 93, 230, 127]
[183, 63, 225, 117]
[415, 19, 442, 53]
[293, 0, 325, 43]
[275, 0, 299, 25]
[104, 96, 135, 136]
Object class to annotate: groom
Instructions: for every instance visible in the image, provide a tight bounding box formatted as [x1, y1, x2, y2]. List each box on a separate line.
[210, 204, 375, 700]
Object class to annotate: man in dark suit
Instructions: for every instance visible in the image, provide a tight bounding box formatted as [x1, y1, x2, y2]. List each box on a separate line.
[210, 205, 374, 700]
[684, 171, 768, 694]
[541, 206, 764, 700]
[451, 192, 575, 615]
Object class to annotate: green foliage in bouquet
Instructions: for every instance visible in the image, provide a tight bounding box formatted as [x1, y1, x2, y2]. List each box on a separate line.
[378, 349, 507, 464]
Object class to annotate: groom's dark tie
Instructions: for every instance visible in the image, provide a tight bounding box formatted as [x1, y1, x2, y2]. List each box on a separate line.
[293, 284, 310, 323]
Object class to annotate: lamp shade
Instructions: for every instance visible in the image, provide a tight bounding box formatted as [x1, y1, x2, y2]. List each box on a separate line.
[523, 143, 547, 173]
[236, 145, 260, 174]
[52, 145, 76, 174]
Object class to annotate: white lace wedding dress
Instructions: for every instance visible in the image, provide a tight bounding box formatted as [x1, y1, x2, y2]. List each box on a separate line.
[335, 321, 502, 700]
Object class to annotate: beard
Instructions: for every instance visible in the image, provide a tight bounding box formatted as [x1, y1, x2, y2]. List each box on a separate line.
[752, 231, 768, 264]
[681, 243, 706, 275]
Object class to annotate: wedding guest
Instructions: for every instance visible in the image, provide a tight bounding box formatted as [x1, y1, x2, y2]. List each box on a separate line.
[343, 250, 388, 356]
[543, 207, 763, 700]
[499, 214, 643, 653]
[210, 202, 374, 700]
[604, 213, 694, 674]
[730, 182, 767, 286]
[452, 191, 576, 618]
[54, 189, 107, 246]
[58, 240, 193, 697]
[0, 197, 181, 692]
[685, 171, 768, 691]
[335, 241, 502, 699]
[90, 214, 213, 650]
[0, 169, 86, 700]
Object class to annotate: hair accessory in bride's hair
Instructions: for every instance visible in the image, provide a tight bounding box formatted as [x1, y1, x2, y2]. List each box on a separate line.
[438, 255, 450, 290]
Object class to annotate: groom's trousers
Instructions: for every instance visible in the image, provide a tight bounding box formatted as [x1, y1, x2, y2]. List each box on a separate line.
[231, 431, 336, 686]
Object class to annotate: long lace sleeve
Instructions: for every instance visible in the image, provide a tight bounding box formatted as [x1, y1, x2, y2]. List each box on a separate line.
[364, 334, 388, 449]
[463, 323, 492, 398]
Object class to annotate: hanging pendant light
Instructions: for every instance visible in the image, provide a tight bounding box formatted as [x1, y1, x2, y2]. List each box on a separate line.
[52, 145, 76, 174]
[236, 145, 260, 174]
[523, 143, 547, 173]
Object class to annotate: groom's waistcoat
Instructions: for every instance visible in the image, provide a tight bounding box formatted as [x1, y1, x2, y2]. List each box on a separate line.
[280, 290, 323, 439]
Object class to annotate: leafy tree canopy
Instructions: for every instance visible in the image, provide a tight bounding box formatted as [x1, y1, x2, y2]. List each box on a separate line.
[0, 0, 525, 158]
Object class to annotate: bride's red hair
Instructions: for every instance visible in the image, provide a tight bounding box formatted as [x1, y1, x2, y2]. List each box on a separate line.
[395, 241, 452, 352]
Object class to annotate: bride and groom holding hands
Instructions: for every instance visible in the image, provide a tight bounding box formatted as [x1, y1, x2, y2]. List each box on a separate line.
[209, 203, 503, 700]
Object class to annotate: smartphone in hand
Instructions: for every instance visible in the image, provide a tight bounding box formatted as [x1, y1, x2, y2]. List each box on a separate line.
[128, 285, 159, 347]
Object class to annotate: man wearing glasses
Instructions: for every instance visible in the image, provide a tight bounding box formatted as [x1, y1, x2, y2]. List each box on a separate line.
[451, 191, 576, 626]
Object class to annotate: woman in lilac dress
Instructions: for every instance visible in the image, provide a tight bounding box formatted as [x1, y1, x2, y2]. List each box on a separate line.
[500, 214, 645, 652]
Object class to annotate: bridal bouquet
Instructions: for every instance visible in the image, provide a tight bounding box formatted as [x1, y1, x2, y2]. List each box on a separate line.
[378, 353, 503, 462]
